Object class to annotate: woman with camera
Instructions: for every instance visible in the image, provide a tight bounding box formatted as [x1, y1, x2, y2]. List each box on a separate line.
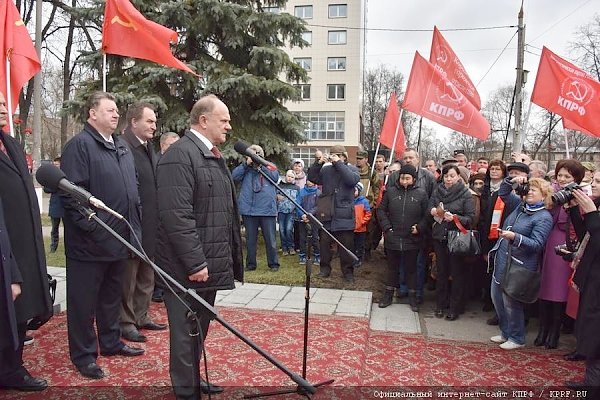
[564, 180, 600, 393]
[536, 159, 585, 349]
[489, 176, 553, 350]
[429, 165, 475, 321]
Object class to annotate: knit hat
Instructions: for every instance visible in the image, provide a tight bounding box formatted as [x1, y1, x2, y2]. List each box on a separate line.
[398, 164, 417, 180]
[469, 172, 486, 185]
[355, 182, 364, 193]
[329, 145, 348, 158]
[457, 166, 470, 184]
[441, 157, 458, 167]
[291, 158, 305, 168]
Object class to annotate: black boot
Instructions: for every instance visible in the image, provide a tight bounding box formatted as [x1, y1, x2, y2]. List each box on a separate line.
[534, 327, 548, 347]
[535, 299, 551, 347]
[408, 290, 419, 312]
[545, 301, 564, 349]
[379, 288, 394, 308]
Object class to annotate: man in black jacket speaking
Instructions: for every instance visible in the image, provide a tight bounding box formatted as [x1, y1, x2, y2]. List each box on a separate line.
[156, 94, 244, 399]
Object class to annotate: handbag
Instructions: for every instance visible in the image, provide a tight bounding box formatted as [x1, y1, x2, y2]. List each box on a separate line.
[27, 274, 57, 330]
[315, 191, 336, 222]
[501, 244, 541, 304]
[446, 215, 481, 255]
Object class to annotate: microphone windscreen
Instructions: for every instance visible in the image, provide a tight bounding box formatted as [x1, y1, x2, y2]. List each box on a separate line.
[36, 164, 66, 191]
[233, 140, 250, 155]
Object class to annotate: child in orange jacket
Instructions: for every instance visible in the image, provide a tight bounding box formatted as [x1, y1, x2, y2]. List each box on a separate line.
[354, 182, 372, 267]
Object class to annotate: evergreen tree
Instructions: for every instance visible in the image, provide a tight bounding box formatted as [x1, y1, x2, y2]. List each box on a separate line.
[65, 0, 309, 162]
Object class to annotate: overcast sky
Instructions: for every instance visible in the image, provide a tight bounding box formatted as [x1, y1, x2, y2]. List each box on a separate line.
[366, 0, 598, 136]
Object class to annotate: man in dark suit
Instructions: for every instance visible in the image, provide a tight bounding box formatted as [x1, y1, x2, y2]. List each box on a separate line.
[156, 94, 244, 398]
[119, 102, 166, 343]
[0, 91, 51, 392]
[61, 91, 144, 380]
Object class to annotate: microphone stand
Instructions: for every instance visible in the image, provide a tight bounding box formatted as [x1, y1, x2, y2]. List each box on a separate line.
[243, 164, 358, 399]
[75, 205, 316, 396]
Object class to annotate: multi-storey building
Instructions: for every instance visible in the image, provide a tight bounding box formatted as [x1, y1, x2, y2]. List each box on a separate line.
[274, 1, 365, 166]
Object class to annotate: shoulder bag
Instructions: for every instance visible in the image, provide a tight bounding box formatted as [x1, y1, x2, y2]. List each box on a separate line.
[447, 215, 481, 255]
[501, 243, 541, 304]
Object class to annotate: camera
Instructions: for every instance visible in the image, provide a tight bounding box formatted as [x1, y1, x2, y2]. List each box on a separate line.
[554, 243, 575, 262]
[552, 182, 581, 205]
[512, 181, 529, 196]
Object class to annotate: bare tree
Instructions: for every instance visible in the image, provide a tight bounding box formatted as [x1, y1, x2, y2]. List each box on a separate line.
[569, 14, 600, 80]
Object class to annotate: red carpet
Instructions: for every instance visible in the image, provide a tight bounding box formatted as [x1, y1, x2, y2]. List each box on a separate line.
[4, 303, 585, 399]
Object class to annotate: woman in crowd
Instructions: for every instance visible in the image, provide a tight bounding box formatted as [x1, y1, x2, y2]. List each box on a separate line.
[478, 160, 508, 323]
[429, 165, 475, 321]
[565, 177, 600, 395]
[489, 176, 553, 350]
[377, 164, 429, 311]
[536, 160, 585, 349]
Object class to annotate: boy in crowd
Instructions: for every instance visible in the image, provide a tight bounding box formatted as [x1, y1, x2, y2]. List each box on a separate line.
[277, 170, 300, 255]
[353, 182, 372, 268]
[296, 180, 321, 265]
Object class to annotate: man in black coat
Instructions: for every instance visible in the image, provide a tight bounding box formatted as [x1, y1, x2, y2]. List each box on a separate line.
[61, 91, 144, 380]
[0, 92, 51, 392]
[156, 94, 244, 399]
[119, 102, 166, 343]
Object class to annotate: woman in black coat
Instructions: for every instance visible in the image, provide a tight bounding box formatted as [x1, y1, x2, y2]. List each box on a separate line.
[429, 165, 475, 321]
[567, 176, 600, 395]
[377, 165, 429, 311]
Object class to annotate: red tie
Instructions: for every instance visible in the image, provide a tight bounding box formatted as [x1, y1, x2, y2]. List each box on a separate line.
[211, 146, 221, 159]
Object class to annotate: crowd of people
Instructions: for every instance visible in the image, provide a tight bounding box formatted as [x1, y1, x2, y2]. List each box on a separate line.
[2, 88, 600, 395]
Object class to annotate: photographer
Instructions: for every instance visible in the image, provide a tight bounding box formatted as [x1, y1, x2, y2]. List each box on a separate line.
[489, 176, 553, 350]
[565, 181, 600, 394]
[536, 160, 585, 349]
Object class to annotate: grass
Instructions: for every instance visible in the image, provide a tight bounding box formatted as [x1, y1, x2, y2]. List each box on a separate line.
[44, 236, 66, 268]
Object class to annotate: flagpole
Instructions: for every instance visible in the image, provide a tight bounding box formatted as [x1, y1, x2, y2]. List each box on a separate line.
[5, 58, 14, 137]
[519, 102, 533, 151]
[387, 109, 404, 166]
[102, 53, 107, 92]
[365, 141, 381, 198]
[564, 130, 570, 158]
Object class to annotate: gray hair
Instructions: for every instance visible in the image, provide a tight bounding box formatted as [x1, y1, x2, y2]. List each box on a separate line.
[160, 131, 180, 144]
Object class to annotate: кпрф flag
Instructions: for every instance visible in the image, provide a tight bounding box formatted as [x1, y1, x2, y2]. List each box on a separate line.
[378, 92, 406, 157]
[0, 0, 40, 114]
[429, 26, 481, 110]
[531, 46, 600, 137]
[102, 0, 197, 75]
[402, 51, 490, 140]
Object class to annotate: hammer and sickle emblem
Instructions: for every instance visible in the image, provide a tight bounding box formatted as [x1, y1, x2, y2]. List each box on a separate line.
[566, 80, 589, 103]
[111, 16, 138, 31]
[440, 81, 464, 104]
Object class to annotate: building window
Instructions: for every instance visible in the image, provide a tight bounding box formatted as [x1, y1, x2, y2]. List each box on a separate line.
[301, 31, 312, 45]
[327, 84, 345, 100]
[263, 6, 280, 13]
[327, 57, 346, 71]
[294, 84, 311, 100]
[328, 30, 347, 45]
[293, 57, 312, 71]
[295, 5, 313, 19]
[328, 4, 347, 18]
[297, 111, 345, 140]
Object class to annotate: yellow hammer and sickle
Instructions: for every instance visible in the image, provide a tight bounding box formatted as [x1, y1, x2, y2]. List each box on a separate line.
[14, 19, 24, 26]
[111, 16, 137, 31]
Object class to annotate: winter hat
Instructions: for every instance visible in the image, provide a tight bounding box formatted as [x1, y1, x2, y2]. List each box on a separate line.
[507, 162, 530, 175]
[291, 158, 305, 168]
[329, 145, 348, 158]
[355, 182, 364, 193]
[398, 164, 417, 180]
[457, 166, 470, 184]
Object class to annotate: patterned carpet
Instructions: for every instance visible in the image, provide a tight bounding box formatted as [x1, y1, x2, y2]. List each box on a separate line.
[4, 303, 585, 399]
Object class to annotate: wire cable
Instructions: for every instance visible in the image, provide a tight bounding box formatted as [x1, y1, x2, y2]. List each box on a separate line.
[476, 29, 519, 87]
[305, 23, 516, 32]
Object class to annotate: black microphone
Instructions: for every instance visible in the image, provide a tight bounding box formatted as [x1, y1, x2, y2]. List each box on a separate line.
[233, 140, 277, 171]
[36, 164, 124, 220]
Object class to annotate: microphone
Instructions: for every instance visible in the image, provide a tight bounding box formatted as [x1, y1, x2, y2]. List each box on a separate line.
[36, 164, 124, 220]
[233, 140, 277, 171]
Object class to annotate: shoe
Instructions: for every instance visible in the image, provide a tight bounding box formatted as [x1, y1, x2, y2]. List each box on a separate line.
[486, 315, 499, 325]
[317, 271, 330, 278]
[445, 313, 458, 321]
[139, 321, 167, 331]
[344, 275, 355, 284]
[490, 335, 507, 344]
[500, 340, 525, 350]
[282, 250, 289, 256]
[23, 335, 34, 346]
[122, 330, 147, 343]
[435, 309, 444, 318]
[245, 265, 256, 271]
[534, 328, 548, 347]
[200, 379, 224, 394]
[0, 373, 48, 391]
[289, 249, 296, 255]
[269, 266, 279, 272]
[101, 344, 145, 357]
[378, 289, 394, 308]
[77, 362, 105, 380]
[313, 256, 320, 265]
[564, 351, 586, 362]
[299, 255, 307, 265]
[545, 331, 559, 349]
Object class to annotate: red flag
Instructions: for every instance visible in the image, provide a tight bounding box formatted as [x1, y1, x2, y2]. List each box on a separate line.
[429, 26, 481, 110]
[0, 0, 41, 114]
[378, 92, 406, 157]
[531, 47, 600, 137]
[402, 52, 490, 140]
[102, 0, 197, 75]
[563, 117, 597, 137]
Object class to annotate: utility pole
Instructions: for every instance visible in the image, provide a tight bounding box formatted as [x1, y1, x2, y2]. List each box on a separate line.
[33, 0, 42, 176]
[511, 2, 526, 153]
